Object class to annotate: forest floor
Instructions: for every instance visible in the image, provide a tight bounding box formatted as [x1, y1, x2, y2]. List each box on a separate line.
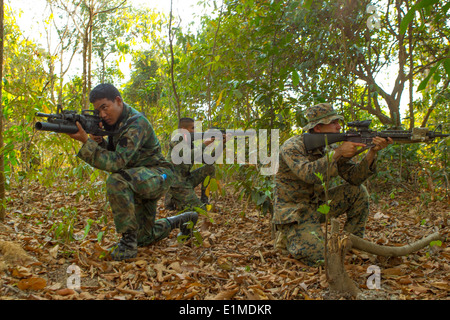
[0, 179, 449, 301]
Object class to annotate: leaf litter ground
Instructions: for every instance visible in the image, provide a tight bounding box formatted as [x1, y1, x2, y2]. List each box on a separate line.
[0, 180, 448, 300]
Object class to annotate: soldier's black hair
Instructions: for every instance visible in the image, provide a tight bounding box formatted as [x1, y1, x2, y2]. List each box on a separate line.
[178, 117, 195, 129]
[89, 83, 122, 103]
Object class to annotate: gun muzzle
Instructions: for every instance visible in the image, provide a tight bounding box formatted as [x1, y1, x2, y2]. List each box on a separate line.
[35, 122, 79, 134]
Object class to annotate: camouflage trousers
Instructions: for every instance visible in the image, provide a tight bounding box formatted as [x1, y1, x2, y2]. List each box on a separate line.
[165, 164, 215, 211]
[276, 184, 369, 266]
[106, 166, 173, 247]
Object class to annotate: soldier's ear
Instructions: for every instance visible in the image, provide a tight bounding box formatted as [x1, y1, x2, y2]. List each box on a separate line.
[115, 96, 123, 106]
[313, 125, 322, 133]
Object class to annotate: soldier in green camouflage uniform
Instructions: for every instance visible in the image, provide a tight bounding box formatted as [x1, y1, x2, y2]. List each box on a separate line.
[68, 84, 198, 261]
[164, 118, 219, 211]
[272, 103, 392, 266]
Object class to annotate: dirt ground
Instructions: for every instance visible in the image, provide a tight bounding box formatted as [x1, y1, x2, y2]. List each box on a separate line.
[0, 180, 448, 300]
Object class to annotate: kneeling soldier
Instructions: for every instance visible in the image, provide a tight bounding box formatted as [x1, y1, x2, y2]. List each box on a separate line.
[67, 83, 198, 261]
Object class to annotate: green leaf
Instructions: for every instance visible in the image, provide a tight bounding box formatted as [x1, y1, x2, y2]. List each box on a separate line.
[417, 61, 441, 91]
[314, 172, 323, 182]
[203, 175, 211, 187]
[303, 0, 313, 10]
[443, 58, 450, 77]
[292, 70, 300, 87]
[97, 231, 104, 243]
[209, 178, 218, 193]
[443, 2, 450, 13]
[416, 0, 440, 10]
[429, 240, 442, 247]
[317, 204, 330, 215]
[399, 6, 416, 34]
[256, 193, 267, 206]
[399, 0, 439, 35]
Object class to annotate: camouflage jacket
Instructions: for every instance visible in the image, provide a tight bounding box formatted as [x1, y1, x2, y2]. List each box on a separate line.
[272, 134, 376, 225]
[77, 103, 173, 173]
[166, 135, 208, 188]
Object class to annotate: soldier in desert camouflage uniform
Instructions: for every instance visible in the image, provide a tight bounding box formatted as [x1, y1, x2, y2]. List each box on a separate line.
[164, 118, 226, 211]
[67, 84, 198, 261]
[273, 103, 392, 266]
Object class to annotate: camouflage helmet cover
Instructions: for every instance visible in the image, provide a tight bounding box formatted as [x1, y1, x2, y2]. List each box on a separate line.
[302, 103, 344, 131]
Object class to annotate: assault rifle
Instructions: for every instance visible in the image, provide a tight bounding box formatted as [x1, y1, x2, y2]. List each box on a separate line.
[303, 120, 449, 154]
[35, 105, 114, 136]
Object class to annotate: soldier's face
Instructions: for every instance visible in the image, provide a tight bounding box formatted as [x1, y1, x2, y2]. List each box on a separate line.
[184, 122, 195, 133]
[314, 119, 341, 133]
[93, 97, 124, 126]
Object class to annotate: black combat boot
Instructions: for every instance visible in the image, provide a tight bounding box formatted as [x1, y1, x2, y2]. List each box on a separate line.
[166, 211, 198, 238]
[110, 231, 138, 261]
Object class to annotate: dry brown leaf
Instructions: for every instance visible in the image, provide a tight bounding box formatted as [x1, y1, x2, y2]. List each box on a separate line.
[410, 285, 429, 294]
[17, 277, 47, 290]
[249, 287, 269, 300]
[398, 277, 413, 285]
[430, 282, 449, 291]
[135, 260, 147, 269]
[153, 263, 165, 282]
[11, 267, 32, 279]
[0, 241, 35, 266]
[55, 288, 76, 296]
[79, 292, 96, 300]
[217, 257, 233, 271]
[169, 261, 182, 273]
[211, 288, 239, 300]
[243, 288, 259, 300]
[49, 244, 59, 259]
[384, 267, 403, 276]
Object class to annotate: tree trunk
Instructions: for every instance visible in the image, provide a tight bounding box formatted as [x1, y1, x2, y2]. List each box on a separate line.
[0, 0, 5, 222]
[87, 8, 93, 105]
[82, 29, 88, 109]
[325, 220, 361, 297]
[168, 0, 181, 120]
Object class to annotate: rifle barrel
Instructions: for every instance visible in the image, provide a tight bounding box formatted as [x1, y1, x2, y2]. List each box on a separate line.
[36, 112, 58, 118]
[35, 121, 78, 134]
[433, 133, 450, 138]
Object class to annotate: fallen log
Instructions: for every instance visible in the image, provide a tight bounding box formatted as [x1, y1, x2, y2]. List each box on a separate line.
[349, 232, 441, 257]
[325, 219, 442, 298]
